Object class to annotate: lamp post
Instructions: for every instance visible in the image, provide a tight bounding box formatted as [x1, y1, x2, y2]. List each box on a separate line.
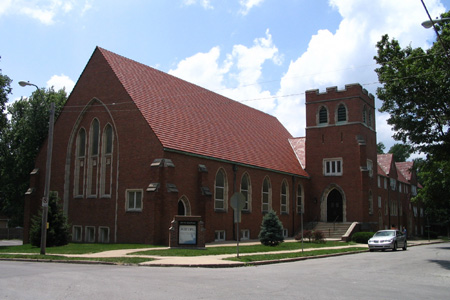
[18, 81, 54, 255]
[420, 0, 450, 64]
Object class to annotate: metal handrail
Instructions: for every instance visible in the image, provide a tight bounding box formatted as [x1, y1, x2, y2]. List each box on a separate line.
[333, 215, 339, 231]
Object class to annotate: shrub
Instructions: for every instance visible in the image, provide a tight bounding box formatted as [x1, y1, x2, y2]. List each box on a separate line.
[313, 230, 325, 243]
[351, 232, 375, 244]
[30, 192, 71, 247]
[258, 210, 284, 246]
[295, 230, 312, 242]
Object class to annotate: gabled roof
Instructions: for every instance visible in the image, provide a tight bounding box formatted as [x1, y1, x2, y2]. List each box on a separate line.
[97, 47, 307, 177]
[289, 137, 307, 170]
[377, 154, 395, 177]
[396, 162, 414, 183]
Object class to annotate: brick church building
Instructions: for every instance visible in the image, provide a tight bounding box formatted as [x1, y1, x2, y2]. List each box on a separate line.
[23, 47, 424, 245]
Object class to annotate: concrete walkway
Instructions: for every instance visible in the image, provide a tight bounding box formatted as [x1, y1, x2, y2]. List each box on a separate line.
[1, 239, 446, 268]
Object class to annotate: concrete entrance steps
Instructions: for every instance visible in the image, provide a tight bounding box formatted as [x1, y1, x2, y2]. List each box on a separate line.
[313, 222, 352, 239]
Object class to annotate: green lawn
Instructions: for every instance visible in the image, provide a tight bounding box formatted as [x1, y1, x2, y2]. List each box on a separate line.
[0, 243, 160, 254]
[130, 241, 358, 256]
[0, 241, 366, 265]
[226, 247, 366, 263]
[0, 254, 153, 264]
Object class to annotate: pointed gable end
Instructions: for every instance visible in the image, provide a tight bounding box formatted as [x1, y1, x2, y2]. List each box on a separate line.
[96, 47, 307, 177]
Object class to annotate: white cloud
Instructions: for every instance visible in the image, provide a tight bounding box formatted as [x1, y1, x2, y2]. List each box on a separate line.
[239, 0, 264, 16]
[1, 0, 91, 25]
[274, 0, 446, 145]
[170, 0, 446, 154]
[0, 0, 12, 16]
[169, 29, 281, 112]
[182, 0, 213, 10]
[46, 74, 75, 94]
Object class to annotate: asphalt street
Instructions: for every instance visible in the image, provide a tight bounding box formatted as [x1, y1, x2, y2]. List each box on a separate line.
[0, 243, 449, 300]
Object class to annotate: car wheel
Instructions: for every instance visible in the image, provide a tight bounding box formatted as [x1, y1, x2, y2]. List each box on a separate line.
[370, 249, 374, 252]
[381, 249, 386, 252]
[403, 241, 407, 251]
[393, 242, 397, 251]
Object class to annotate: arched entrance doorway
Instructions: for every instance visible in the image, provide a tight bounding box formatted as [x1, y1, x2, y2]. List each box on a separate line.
[327, 189, 343, 222]
[177, 196, 191, 216]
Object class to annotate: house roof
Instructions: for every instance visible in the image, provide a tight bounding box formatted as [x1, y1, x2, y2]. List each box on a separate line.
[289, 137, 307, 170]
[396, 162, 414, 183]
[98, 47, 308, 177]
[377, 154, 394, 176]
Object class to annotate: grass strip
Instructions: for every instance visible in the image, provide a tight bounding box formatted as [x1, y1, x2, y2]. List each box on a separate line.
[131, 241, 356, 256]
[0, 243, 161, 255]
[225, 247, 365, 262]
[0, 254, 153, 264]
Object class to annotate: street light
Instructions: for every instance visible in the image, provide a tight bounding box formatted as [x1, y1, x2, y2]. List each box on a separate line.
[421, 17, 450, 29]
[19, 81, 55, 255]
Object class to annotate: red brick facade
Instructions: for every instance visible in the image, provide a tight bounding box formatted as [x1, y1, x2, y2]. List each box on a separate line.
[23, 49, 424, 245]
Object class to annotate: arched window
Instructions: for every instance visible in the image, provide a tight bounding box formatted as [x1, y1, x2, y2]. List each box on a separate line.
[104, 124, 113, 154]
[262, 177, 272, 212]
[90, 119, 100, 156]
[88, 119, 100, 196]
[74, 128, 86, 197]
[77, 128, 86, 158]
[240, 173, 251, 211]
[297, 184, 304, 214]
[101, 124, 114, 197]
[214, 169, 228, 210]
[337, 104, 347, 122]
[319, 106, 328, 124]
[281, 180, 289, 214]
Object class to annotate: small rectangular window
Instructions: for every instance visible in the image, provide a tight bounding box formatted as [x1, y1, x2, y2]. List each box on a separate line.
[241, 229, 250, 240]
[99, 227, 110, 243]
[73, 226, 82, 242]
[324, 158, 343, 176]
[215, 230, 225, 241]
[127, 190, 143, 211]
[85, 226, 95, 243]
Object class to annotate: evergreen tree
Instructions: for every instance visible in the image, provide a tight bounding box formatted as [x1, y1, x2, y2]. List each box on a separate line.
[29, 192, 71, 247]
[258, 210, 284, 246]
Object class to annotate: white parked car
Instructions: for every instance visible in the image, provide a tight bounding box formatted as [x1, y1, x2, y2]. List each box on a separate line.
[368, 230, 407, 252]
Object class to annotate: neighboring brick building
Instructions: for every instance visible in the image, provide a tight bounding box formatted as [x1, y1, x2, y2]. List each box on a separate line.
[23, 48, 423, 245]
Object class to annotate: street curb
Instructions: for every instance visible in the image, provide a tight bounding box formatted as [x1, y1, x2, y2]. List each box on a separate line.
[0, 241, 446, 268]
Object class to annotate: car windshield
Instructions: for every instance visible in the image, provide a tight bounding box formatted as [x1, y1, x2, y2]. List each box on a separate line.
[374, 231, 394, 237]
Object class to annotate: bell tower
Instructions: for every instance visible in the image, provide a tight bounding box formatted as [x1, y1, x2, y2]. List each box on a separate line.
[305, 84, 377, 223]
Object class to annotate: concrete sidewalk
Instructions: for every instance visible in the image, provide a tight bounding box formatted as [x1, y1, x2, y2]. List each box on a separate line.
[1, 239, 446, 268]
[54, 239, 445, 268]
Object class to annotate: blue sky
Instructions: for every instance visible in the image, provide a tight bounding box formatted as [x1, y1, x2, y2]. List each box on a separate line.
[1, 0, 449, 157]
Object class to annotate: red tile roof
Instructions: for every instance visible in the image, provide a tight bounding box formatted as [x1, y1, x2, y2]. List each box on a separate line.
[98, 47, 308, 177]
[289, 137, 307, 170]
[377, 154, 394, 176]
[396, 162, 414, 183]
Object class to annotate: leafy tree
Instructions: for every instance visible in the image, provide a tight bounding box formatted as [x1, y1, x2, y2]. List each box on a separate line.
[374, 12, 450, 233]
[388, 143, 413, 162]
[0, 57, 12, 133]
[377, 142, 386, 154]
[414, 158, 450, 235]
[373, 12, 450, 160]
[0, 59, 13, 222]
[258, 210, 284, 246]
[29, 192, 71, 247]
[0, 86, 67, 226]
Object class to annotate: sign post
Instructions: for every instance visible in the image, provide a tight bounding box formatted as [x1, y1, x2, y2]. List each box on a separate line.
[230, 192, 246, 258]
